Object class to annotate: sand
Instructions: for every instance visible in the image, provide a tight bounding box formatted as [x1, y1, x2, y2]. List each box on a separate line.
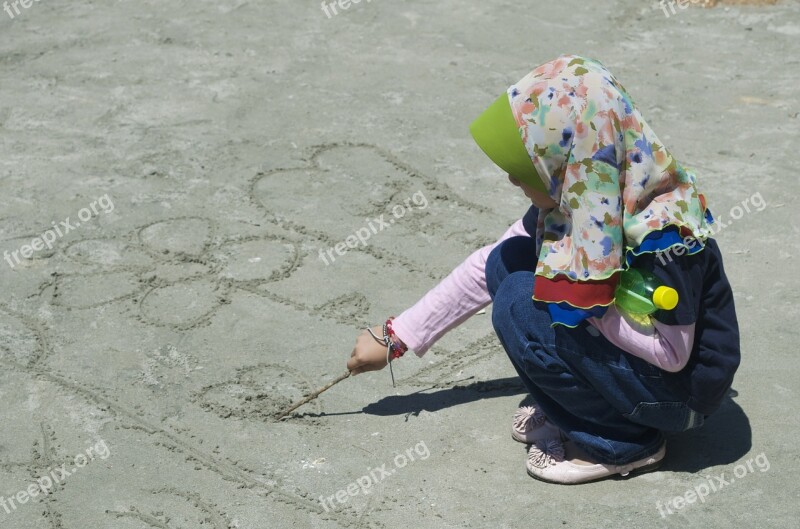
[1, 0, 798, 527]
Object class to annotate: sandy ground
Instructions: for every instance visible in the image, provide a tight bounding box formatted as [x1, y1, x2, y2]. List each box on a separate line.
[1, 0, 798, 528]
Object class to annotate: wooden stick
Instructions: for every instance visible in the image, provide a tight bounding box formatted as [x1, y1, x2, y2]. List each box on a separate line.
[275, 371, 352, 420]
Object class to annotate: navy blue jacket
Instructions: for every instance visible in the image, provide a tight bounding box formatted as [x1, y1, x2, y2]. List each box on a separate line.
[637, 237, 741, 416]
[523, 205, 741, 416]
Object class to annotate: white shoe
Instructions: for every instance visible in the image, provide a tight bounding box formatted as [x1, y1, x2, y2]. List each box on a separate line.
[525, 437, 666, 484]
[511, 405, 560, 444]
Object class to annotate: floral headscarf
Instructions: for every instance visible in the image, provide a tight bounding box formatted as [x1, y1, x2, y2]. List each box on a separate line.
[507, 55, 714, 326]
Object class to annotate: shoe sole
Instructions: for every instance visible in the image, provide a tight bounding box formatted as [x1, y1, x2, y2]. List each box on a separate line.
[525, 457, 664, 485]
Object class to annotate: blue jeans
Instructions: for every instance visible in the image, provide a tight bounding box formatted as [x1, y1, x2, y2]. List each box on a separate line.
[486, 236, 702, 465]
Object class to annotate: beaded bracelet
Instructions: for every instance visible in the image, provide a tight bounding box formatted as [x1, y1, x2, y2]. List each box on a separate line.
[366, 317, 408, 387]
[385, 317, 408, 360]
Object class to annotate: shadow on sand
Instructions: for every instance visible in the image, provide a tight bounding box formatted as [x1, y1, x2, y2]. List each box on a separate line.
[357, 380, 750, 472]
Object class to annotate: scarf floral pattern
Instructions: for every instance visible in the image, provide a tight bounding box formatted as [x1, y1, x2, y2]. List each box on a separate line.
[506, 55, 714, 325]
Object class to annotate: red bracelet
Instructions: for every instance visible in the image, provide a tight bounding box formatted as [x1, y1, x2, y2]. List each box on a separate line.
[385, 317, 408, 359]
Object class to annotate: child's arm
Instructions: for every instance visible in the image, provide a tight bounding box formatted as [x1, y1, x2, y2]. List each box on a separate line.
[391, 214, 533, 357]
[589, 234, 713, 374]
[588, 307, 695, 372]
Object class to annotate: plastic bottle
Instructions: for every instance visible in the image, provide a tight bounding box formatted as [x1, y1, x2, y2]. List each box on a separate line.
[614, 269, 679, 316]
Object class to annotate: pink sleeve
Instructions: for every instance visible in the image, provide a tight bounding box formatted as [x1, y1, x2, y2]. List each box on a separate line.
[588, 305, 695, 373]
[391, 219, 531, 357]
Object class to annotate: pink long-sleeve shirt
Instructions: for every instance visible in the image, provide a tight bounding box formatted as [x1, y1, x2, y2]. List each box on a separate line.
[391, 217, 694, 373]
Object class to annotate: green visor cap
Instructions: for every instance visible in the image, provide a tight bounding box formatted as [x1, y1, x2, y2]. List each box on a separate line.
[469, 93, 546, 194]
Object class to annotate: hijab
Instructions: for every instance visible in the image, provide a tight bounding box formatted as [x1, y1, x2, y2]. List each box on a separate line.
[506, 55, 714, 325]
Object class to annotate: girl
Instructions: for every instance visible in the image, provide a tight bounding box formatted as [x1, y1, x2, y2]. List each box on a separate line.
[346, 55, 740, 484]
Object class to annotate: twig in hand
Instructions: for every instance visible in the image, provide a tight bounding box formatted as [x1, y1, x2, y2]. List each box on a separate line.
[275, 371, 352, 420]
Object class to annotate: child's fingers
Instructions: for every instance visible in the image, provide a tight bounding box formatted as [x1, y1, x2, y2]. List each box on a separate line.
[347, 326, 385, 375]
[346, 355, 360, 372]
[347, 354, 380, 375]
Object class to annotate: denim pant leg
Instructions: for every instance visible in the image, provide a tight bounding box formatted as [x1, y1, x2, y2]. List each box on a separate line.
[486, 240, 695, 465]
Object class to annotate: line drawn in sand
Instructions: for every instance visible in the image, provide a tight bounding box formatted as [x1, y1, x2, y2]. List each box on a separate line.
[196, 363, 318, 421]
[2, 141, 520, 529]
[1, 357, 367, 527]
[249, 143, 493, 276]
[107, 488, 230, 529]
[0, 422, 76, 528]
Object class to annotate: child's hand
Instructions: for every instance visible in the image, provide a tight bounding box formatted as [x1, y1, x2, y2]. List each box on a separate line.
[347, 326, 389, 375]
